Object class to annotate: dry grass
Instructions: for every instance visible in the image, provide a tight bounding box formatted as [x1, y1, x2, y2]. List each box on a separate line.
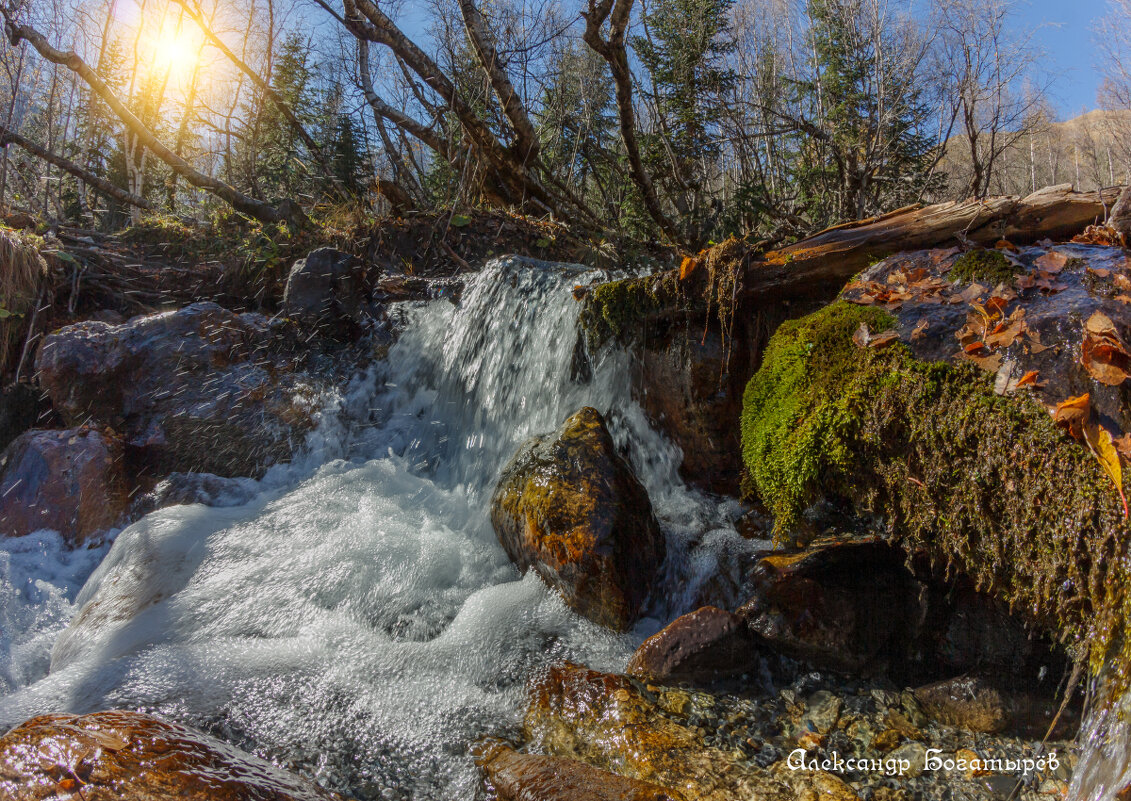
[0, 226, 48, 375]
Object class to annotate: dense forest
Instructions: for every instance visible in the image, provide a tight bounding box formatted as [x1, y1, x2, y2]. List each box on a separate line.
[1, 0, 1129, 251]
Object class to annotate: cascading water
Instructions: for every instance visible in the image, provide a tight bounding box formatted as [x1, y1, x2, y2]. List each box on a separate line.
[1068, 682, 1131, 801]
[0, 256, 755, 800]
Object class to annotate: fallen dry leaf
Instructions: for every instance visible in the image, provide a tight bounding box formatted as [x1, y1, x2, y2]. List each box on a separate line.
[957, 283, 988, 303]
[1115, 432, 1131, 459]
[1084, 421, 1128, 517]
[1081, 311, 1131, 386]
[1015, 370, 1044, 389]
[679, 256, 699, 281]
[995, 239, 1019, 252]
[1089, 268, 1112, 279]
[868, 331, 899, 349]
[911, 318, 929, 341]
[852, 322, 871, 348]
[1035, 251, 1070, 274]
[1054, 394, 1091, 441]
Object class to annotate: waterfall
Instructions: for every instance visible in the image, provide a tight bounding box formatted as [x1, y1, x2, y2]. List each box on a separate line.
[0, 256, 755, 800]
[1069, 682, 1131, 801]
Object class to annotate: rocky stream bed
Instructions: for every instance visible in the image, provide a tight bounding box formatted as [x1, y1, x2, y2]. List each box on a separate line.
[2, 194, 1131, 801]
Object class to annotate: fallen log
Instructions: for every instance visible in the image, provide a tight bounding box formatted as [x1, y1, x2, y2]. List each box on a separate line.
[745, 184, 1124, 303]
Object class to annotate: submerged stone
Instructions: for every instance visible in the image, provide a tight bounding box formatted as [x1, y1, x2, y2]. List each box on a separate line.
[476, 740, 684, 801]
[490, 407, 665, 630]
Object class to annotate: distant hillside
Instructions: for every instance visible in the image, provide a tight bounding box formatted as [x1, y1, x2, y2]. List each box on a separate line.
[940, 108, 1131, 198]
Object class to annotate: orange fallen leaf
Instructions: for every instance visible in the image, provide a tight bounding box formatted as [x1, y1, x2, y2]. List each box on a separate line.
[1054, 394, 1091, 441]
[995, 239, 1019, 252]
[964, 341, 989, 355]
[679, 256, 699, 281]
[1015, 370, 1043, 389]
[911, 318, 929, 341]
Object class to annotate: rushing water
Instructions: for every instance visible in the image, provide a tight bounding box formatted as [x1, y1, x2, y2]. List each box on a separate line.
[0, 257, 753, 799]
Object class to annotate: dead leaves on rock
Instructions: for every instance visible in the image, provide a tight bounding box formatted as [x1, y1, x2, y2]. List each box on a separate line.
[1053, 393, 1128, 516]
[1081, 311, 1131, 386]
[954, 304, 1027, 374]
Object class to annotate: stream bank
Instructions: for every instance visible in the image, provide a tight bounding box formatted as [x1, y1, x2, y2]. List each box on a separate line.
[1, 191, 1129, 800]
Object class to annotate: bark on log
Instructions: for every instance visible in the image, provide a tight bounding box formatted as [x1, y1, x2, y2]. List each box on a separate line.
[742, 184, 1124, 304]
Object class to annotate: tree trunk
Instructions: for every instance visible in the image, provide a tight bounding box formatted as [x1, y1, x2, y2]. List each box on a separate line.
[0, 123, 154, 211]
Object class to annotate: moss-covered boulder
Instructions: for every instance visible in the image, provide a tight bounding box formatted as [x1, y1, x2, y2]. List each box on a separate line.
[739, 294, 1131, 683]
[490, 407, 665, 630]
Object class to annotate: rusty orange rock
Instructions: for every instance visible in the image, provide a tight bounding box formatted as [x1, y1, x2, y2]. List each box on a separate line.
[0, 710, 349, 801]
[0, 428, 127, 545]
[490, 407, 665, 630]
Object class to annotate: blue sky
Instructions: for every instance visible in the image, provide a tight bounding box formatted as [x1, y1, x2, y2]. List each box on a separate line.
[1024, 0, 1109, 117]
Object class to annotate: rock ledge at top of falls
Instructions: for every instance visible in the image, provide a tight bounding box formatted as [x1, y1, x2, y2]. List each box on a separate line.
[0, 427, 129, 544]
[35, 301, 333, 478]
[282, 248, 373, 338]
[490, 406, 666, 631]
[0, 709, 350, 801]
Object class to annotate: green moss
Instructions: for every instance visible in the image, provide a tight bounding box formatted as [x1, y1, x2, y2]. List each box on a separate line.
[948, 248, 1019, 285]
[579, 272, 682, 347]
[741, 300, 1131, 686]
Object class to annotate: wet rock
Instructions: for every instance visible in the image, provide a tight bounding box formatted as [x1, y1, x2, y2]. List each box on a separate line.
[580, 272, 812, 494]
[36, 302, 325, 478]
[128, 471, 259, 518]
[912, 675, 1077, 738]
[0, 710, 348, 800]
[282, 248, 373, 336]
[800, 690, 842, 736]
[491, 407, 665, 630]
[523, 663, 794, 800]
[0, 428, 127, 544]
[626, 606, 763, 684]
[0, 381, 43, 452]
[476, 741, 684, 801]
[913, 676, 1007, 734]
[736, 538, 922, 676]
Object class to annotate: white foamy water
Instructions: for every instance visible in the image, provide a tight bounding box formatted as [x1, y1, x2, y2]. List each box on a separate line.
[0, 257, 756, 799]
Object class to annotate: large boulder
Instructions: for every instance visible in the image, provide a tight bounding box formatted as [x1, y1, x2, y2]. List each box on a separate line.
[35, 302, 325, 478]
[491, 407, 665, 630]
[282, 248, 372, 336]
[0, 710, 348, 801]
[740, 242, 1131, 685]
[0, 428, 127, 544]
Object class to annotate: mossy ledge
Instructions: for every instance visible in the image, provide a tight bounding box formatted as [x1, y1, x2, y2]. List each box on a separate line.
[740, 300, 1131, 685]
[578, 271, 684, 347]
[947, 248, 1019, 284]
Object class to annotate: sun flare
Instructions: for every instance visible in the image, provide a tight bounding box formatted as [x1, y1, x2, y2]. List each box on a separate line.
[150, 28, 199, 77]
